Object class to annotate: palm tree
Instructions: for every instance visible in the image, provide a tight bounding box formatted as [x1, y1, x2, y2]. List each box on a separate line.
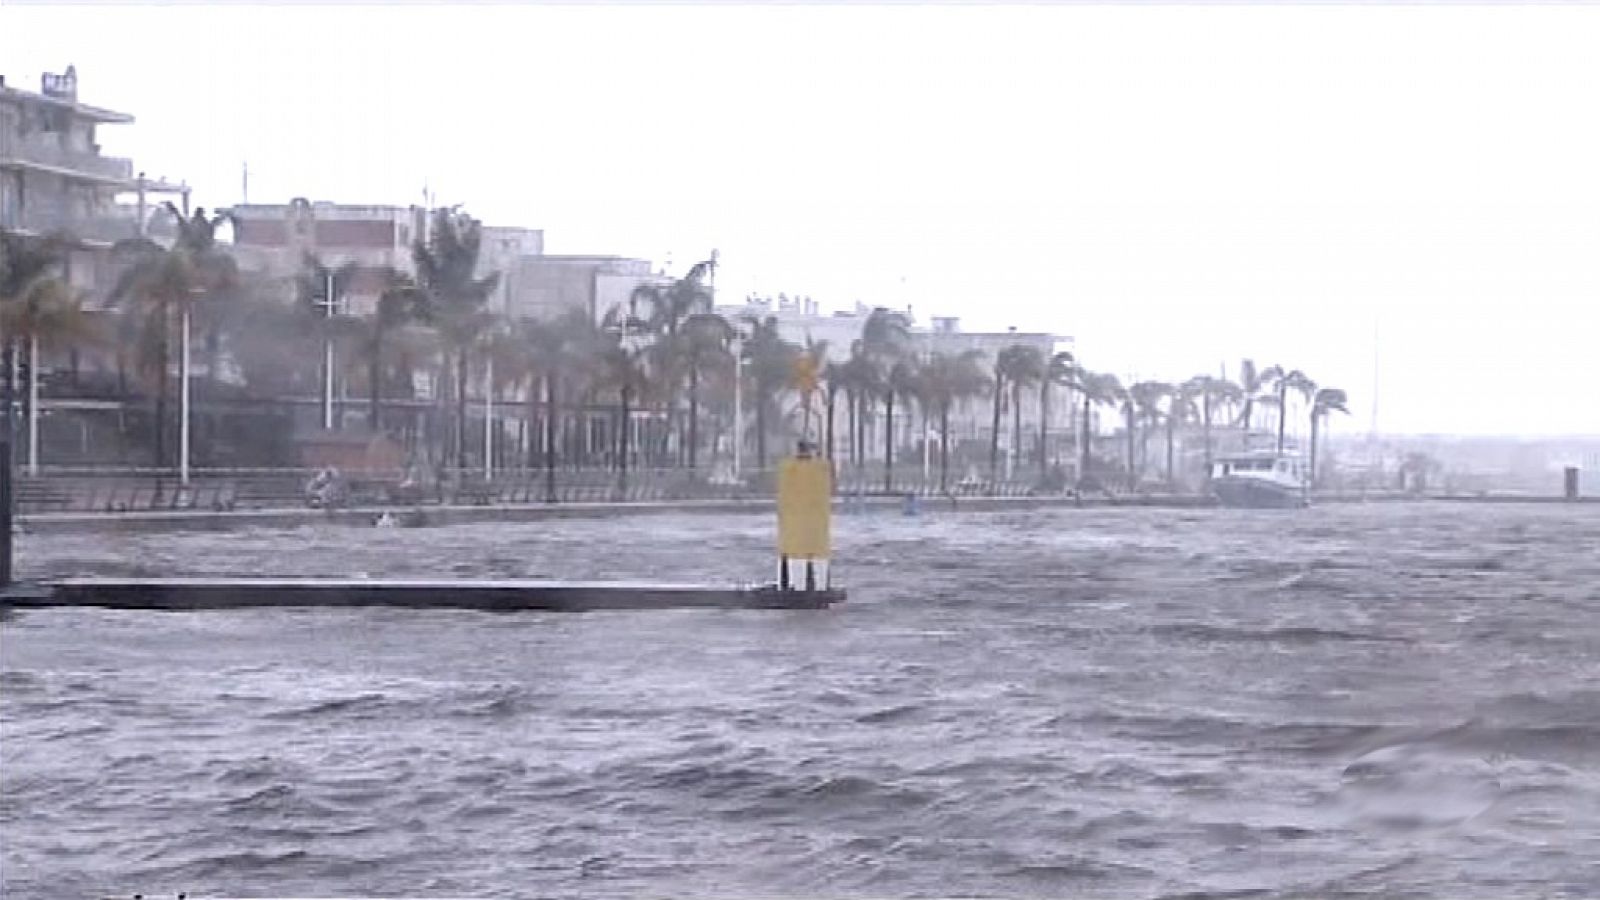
[796, 337, 835, 459]
[638, 259, 714, 338]
[1128, 380, 1171, 486]
[411, 208, 500, 469]
[882, 357, 918, 491]
[599, 302, 652, 495]
[635, 263, 715, 466]
[110, 205, 238, 470]
[917, 350, 989, 491]
[0, 230, 96, 473]
[835, 342, 877, 468]
[1074, 369, 1124, 489]
[360, 269, 423, 433]
[858, 308, 911, 480]
[676, 311, 735, 471]
[1038, 350, 1076, 478]
[1163, 383, 1197, 486]
[1309, 387, 1349, 487]
[741, 314, 798, 471]
[1182, 374, 1241, 484]
[1237, 358, 1269, 431]
[1267, 367, 1317, 453]
[507, 310, 595, 501]
[989, 345, 1043, 485]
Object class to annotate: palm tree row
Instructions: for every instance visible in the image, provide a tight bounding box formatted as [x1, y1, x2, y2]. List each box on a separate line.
[4, 219, 1352, 490]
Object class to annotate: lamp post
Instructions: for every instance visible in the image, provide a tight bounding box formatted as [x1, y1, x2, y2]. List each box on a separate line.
[483, 353, 494, 481]
[324, 271, 335, 430]
[312, 270, 342, 430]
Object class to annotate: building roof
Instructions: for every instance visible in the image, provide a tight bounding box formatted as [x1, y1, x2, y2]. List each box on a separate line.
[0, 81, 133, 124]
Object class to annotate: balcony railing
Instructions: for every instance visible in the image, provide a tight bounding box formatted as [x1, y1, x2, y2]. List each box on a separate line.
[0, 129, 133, 183]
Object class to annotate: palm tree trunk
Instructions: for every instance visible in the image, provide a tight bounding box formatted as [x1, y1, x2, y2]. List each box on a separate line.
[755, 393, 767, 471]
[883, 390, 895, 492]
[1011, 383, 1022, 480]
[524, 376, 540, 471]
[688, 363, 700, 472]
[1080, 394, 1092, 484]
[155, 311, 169, 469]
[989, 374, 1004, 488]
[939, 402, 951, 492]
[1309, 410, 1320, 488]
[456, 349, 470, 470]
[1038, 380, 1050, 481]
[1165, 412, 1176, 485]
[825, 384, 837, 460]
[842, 390, 852, 466]
[367, 328, 384, 433]
[1202, 394, 1214, 485]
[618, 382, 631, 496]
[1125, 407, 1137, 492]
[1140, 417, 1151, 478]
[1276, 384, 1288, 454]
[544, 373, 558, 502]
[856, 392, 866, 468]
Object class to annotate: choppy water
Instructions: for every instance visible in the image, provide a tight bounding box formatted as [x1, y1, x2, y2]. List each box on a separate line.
[6, 503, 1600, 899]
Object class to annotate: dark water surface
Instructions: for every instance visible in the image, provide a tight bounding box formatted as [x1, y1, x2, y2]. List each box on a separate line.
[6, 504, 1600, 899]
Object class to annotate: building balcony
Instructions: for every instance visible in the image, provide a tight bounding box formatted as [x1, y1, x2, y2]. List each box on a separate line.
[0, 204, 144, 246]
[0, 130, 134, 185]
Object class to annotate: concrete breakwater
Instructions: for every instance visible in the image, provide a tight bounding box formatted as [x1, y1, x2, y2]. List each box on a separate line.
[21, 489, 1597, 536]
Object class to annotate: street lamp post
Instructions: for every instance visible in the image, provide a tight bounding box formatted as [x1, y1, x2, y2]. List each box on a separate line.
[321, 270, 336, 430]
[483, 354, 494, 481]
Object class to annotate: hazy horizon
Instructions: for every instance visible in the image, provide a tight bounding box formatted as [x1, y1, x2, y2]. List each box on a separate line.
[4, 3, 1599, 437]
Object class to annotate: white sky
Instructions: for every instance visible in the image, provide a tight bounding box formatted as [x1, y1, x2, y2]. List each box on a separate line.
[4, 2, 1600, 436]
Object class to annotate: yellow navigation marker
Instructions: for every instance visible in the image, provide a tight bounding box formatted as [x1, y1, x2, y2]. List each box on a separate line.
[777, 453, 832, 561]
[792, 355, 821, 395]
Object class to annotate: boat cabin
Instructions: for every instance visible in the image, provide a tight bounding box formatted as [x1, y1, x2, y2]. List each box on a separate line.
[1212, 454, 1307, 482]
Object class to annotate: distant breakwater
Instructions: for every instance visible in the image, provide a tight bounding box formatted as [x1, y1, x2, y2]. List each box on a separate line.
[16, 490, 1595, 537]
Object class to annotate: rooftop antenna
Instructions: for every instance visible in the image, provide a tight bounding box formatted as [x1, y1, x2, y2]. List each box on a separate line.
[241, 161, 249, 205]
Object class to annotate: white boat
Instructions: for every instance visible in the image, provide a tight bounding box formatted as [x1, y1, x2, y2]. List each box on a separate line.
[1210, 450, 1309, 509]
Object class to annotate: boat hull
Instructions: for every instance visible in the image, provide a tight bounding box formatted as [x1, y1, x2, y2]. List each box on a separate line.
[1211, 476, 1307, 509]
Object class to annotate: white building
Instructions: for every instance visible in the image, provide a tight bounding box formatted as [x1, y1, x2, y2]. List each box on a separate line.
[517, 255, 667, 322]
[713, 297, 1078, 476]
[229, 200, 429, 314]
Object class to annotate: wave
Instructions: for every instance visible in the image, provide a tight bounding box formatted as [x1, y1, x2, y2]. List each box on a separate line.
[262, 691, 394, 720]
[1149, 622, 1410, 645]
